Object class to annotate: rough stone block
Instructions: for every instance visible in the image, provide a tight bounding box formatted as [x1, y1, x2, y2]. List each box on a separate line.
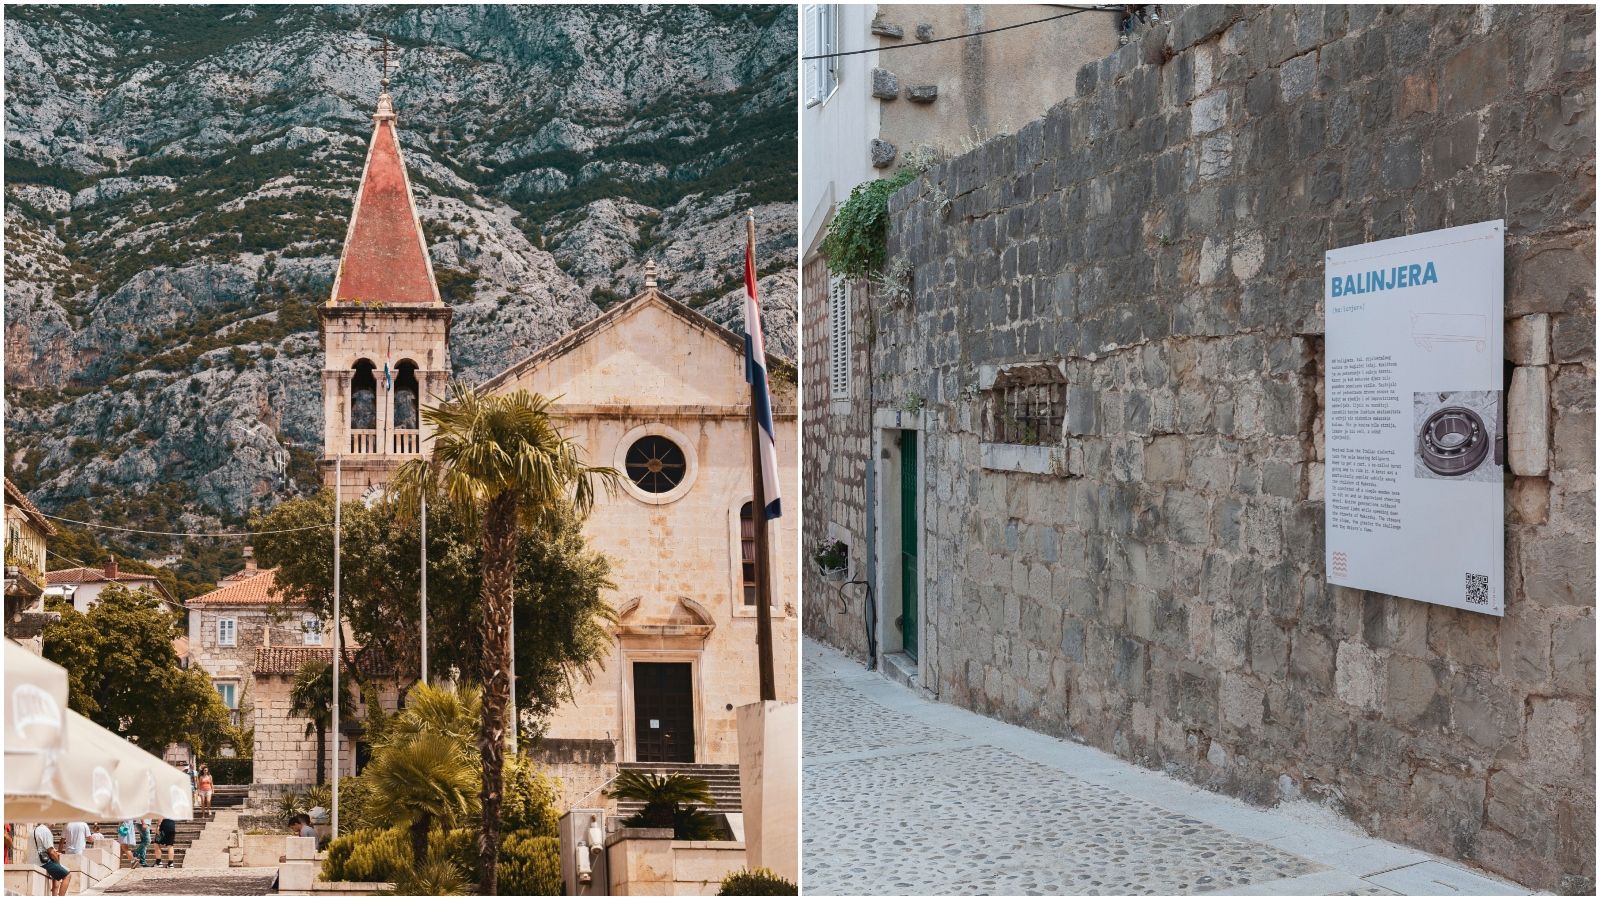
[1220, 673, 1265, 729]
[1334, 640, 1384, 711]
[871, 20, 903, 39]
[1279, 51, 1318, 101]
[1552, 617, 1595, 694]
[1506, 313, 1551, 366]
[869, 139, 897, 169]
[907, 84, 938, 104]
[915, 23, 934, 42]
[1190, 90, 1230, 135]
[1508, 366, 1551, 477]
[871, 68, 899, 100]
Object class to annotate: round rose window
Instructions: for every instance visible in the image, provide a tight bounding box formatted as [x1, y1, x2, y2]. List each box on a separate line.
[624, 435, 687, 494]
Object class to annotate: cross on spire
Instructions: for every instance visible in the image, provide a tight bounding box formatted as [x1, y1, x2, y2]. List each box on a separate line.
[370, 35, 398, 91]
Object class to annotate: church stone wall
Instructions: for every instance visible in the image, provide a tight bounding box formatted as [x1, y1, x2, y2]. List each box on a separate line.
[806, 5, 1595, 891]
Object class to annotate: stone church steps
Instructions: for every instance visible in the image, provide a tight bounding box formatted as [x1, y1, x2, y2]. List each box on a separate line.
[614, 762, 743, 818]
[45, 785, 250, 868]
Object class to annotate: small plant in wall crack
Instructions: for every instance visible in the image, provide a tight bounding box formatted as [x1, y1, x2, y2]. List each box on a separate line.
[870, 254, 913, 309]
[812, 539, 848, 578]
[901, 392, 926, 414]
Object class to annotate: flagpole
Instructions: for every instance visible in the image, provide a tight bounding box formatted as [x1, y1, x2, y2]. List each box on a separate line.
[746, 211, 777, 703]
[420, 492, 428, 685]
[331, 455, 341, 836]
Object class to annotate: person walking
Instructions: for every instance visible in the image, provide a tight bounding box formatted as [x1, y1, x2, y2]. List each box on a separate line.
[62, 821, 89, 856]
[196, 764, 214, 812]
[31, 822, 69, 896]
[117, 819, 138, 865]
[135, 819, 153, 867]
[156, 816, 178, 867]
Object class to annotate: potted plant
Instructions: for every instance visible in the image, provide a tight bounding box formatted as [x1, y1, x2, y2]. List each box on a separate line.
[813, 540, 848, 581]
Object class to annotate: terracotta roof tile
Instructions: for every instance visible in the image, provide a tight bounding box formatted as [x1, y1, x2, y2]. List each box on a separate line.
[45, 567, 160, 586]
[187, 568, 295, 607]
[331, 116, 438, 304]
[4, 478, 57, 536]
[254, 646, 393, 676]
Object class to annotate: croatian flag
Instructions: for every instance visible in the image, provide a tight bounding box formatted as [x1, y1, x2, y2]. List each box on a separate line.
[744, 214, 782, 520]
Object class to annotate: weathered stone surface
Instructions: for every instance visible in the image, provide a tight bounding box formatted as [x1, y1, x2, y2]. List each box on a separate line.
[870, 138, 898, 168]
[871, 20, 904, 39]
[872, 68, 900, 100]
[916, 23, 934, 42]
[908, 84, 939, 104]
[1507, 313, 1551, 366]
[803, 4, 1595, 892]
[1508, 365, 1551, 477]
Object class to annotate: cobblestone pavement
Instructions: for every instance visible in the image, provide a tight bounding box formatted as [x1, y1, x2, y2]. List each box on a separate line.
[802, 639, 1534, 896]
[97, 866, 277, 895]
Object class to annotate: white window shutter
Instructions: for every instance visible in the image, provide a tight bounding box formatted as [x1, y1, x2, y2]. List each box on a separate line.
[803, 5, 820, 104]
[829, 275, 850, 400]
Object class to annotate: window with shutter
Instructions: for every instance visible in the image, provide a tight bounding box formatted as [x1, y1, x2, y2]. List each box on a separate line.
[217, 617, 237, 647]
[804, 4, 839, 106]
[829, 274, 851, 400]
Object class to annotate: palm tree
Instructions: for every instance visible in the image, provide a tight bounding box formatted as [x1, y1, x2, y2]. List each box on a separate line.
[390, 384, 617, 895]
[288, 660, 357, 786]
[363, 730, 479, 865]
[607, 770, 716, 829]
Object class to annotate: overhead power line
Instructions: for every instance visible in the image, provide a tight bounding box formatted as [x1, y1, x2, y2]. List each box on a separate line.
[37, 510, 330, 538]
[800, 6, 1120, 61]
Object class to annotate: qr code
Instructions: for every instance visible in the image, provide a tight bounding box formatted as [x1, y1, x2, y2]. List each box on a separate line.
[1465, 573, 1490, 606]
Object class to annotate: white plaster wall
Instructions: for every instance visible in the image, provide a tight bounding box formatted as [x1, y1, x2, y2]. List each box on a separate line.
[800, 3, 879, 256]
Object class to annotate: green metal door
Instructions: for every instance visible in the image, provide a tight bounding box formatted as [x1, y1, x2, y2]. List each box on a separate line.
[900, 430, 918, 660]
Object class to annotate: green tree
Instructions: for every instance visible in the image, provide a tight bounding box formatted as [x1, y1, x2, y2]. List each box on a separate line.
[253, 491, 616, 731]
[41, 583, 231, 753]
[288, 660, 358, 786]
[388, 384, 618, 895]
[364, 731, 479, 865]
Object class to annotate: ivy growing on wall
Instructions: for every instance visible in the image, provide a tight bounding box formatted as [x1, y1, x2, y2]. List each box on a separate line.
[820, 166, 920, 279]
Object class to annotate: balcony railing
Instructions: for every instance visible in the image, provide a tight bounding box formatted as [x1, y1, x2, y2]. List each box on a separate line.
[350, 430, 378, 454]
[392, 430, 420, 455]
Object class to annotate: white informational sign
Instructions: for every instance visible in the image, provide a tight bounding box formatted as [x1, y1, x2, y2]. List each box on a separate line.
[1324, 220, 1505, 616]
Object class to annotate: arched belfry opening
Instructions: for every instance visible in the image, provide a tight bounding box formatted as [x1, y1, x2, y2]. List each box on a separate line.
[393, 360, 419, 430]
[351, 360, 378, 452]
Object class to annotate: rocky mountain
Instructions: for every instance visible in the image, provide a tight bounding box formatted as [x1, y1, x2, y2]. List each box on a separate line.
[3, 5, 797, 584]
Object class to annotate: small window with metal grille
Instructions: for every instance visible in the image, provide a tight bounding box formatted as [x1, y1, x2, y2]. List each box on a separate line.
[981, 364, 1067, 447]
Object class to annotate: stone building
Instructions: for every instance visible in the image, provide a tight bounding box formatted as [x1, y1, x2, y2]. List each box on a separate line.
[478, 279, 801, 803]
[318, 90, 451, 503]
[249, 647, 397, 793]
[802, 4, 1594, 893]
[309, 86, 799, 810]
[186, 549, 333, 738]
[4, 477, 56, 652]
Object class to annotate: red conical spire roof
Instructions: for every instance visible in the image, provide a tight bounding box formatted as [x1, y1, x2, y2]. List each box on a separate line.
[331, 94, 440, 305]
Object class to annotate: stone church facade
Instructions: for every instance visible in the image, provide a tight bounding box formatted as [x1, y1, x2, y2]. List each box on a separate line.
[802, 5, 1593, 893]
[291, 85, 798, 809]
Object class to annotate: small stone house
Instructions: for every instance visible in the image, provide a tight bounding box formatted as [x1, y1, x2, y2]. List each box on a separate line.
[247, 646, 399, 816]
[187, 548, 333, 738]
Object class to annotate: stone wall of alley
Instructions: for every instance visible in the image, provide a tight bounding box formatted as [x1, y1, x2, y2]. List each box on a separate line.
[808, 4, 1596, 892]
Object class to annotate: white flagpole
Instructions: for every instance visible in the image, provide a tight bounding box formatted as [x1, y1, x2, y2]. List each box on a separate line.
[331, 455, 341, 836]
[420, 493, 428, 685]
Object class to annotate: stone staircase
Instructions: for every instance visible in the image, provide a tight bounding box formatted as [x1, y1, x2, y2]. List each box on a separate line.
[48, 785, 249, 869]
[613, 762, 742, 819]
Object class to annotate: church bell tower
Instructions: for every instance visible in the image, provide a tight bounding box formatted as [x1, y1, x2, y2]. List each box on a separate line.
[319, 57, 451, 503]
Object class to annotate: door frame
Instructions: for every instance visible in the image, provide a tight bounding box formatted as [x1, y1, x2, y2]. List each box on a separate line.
[620, 650, 704, 763]
[871, 408, 927, 679]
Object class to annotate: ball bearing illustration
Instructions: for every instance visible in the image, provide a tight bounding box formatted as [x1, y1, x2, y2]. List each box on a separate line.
[1418, 406, 1491, 476]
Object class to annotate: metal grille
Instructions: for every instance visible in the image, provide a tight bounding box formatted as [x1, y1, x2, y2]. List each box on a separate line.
[985, 381, 1065, 446]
